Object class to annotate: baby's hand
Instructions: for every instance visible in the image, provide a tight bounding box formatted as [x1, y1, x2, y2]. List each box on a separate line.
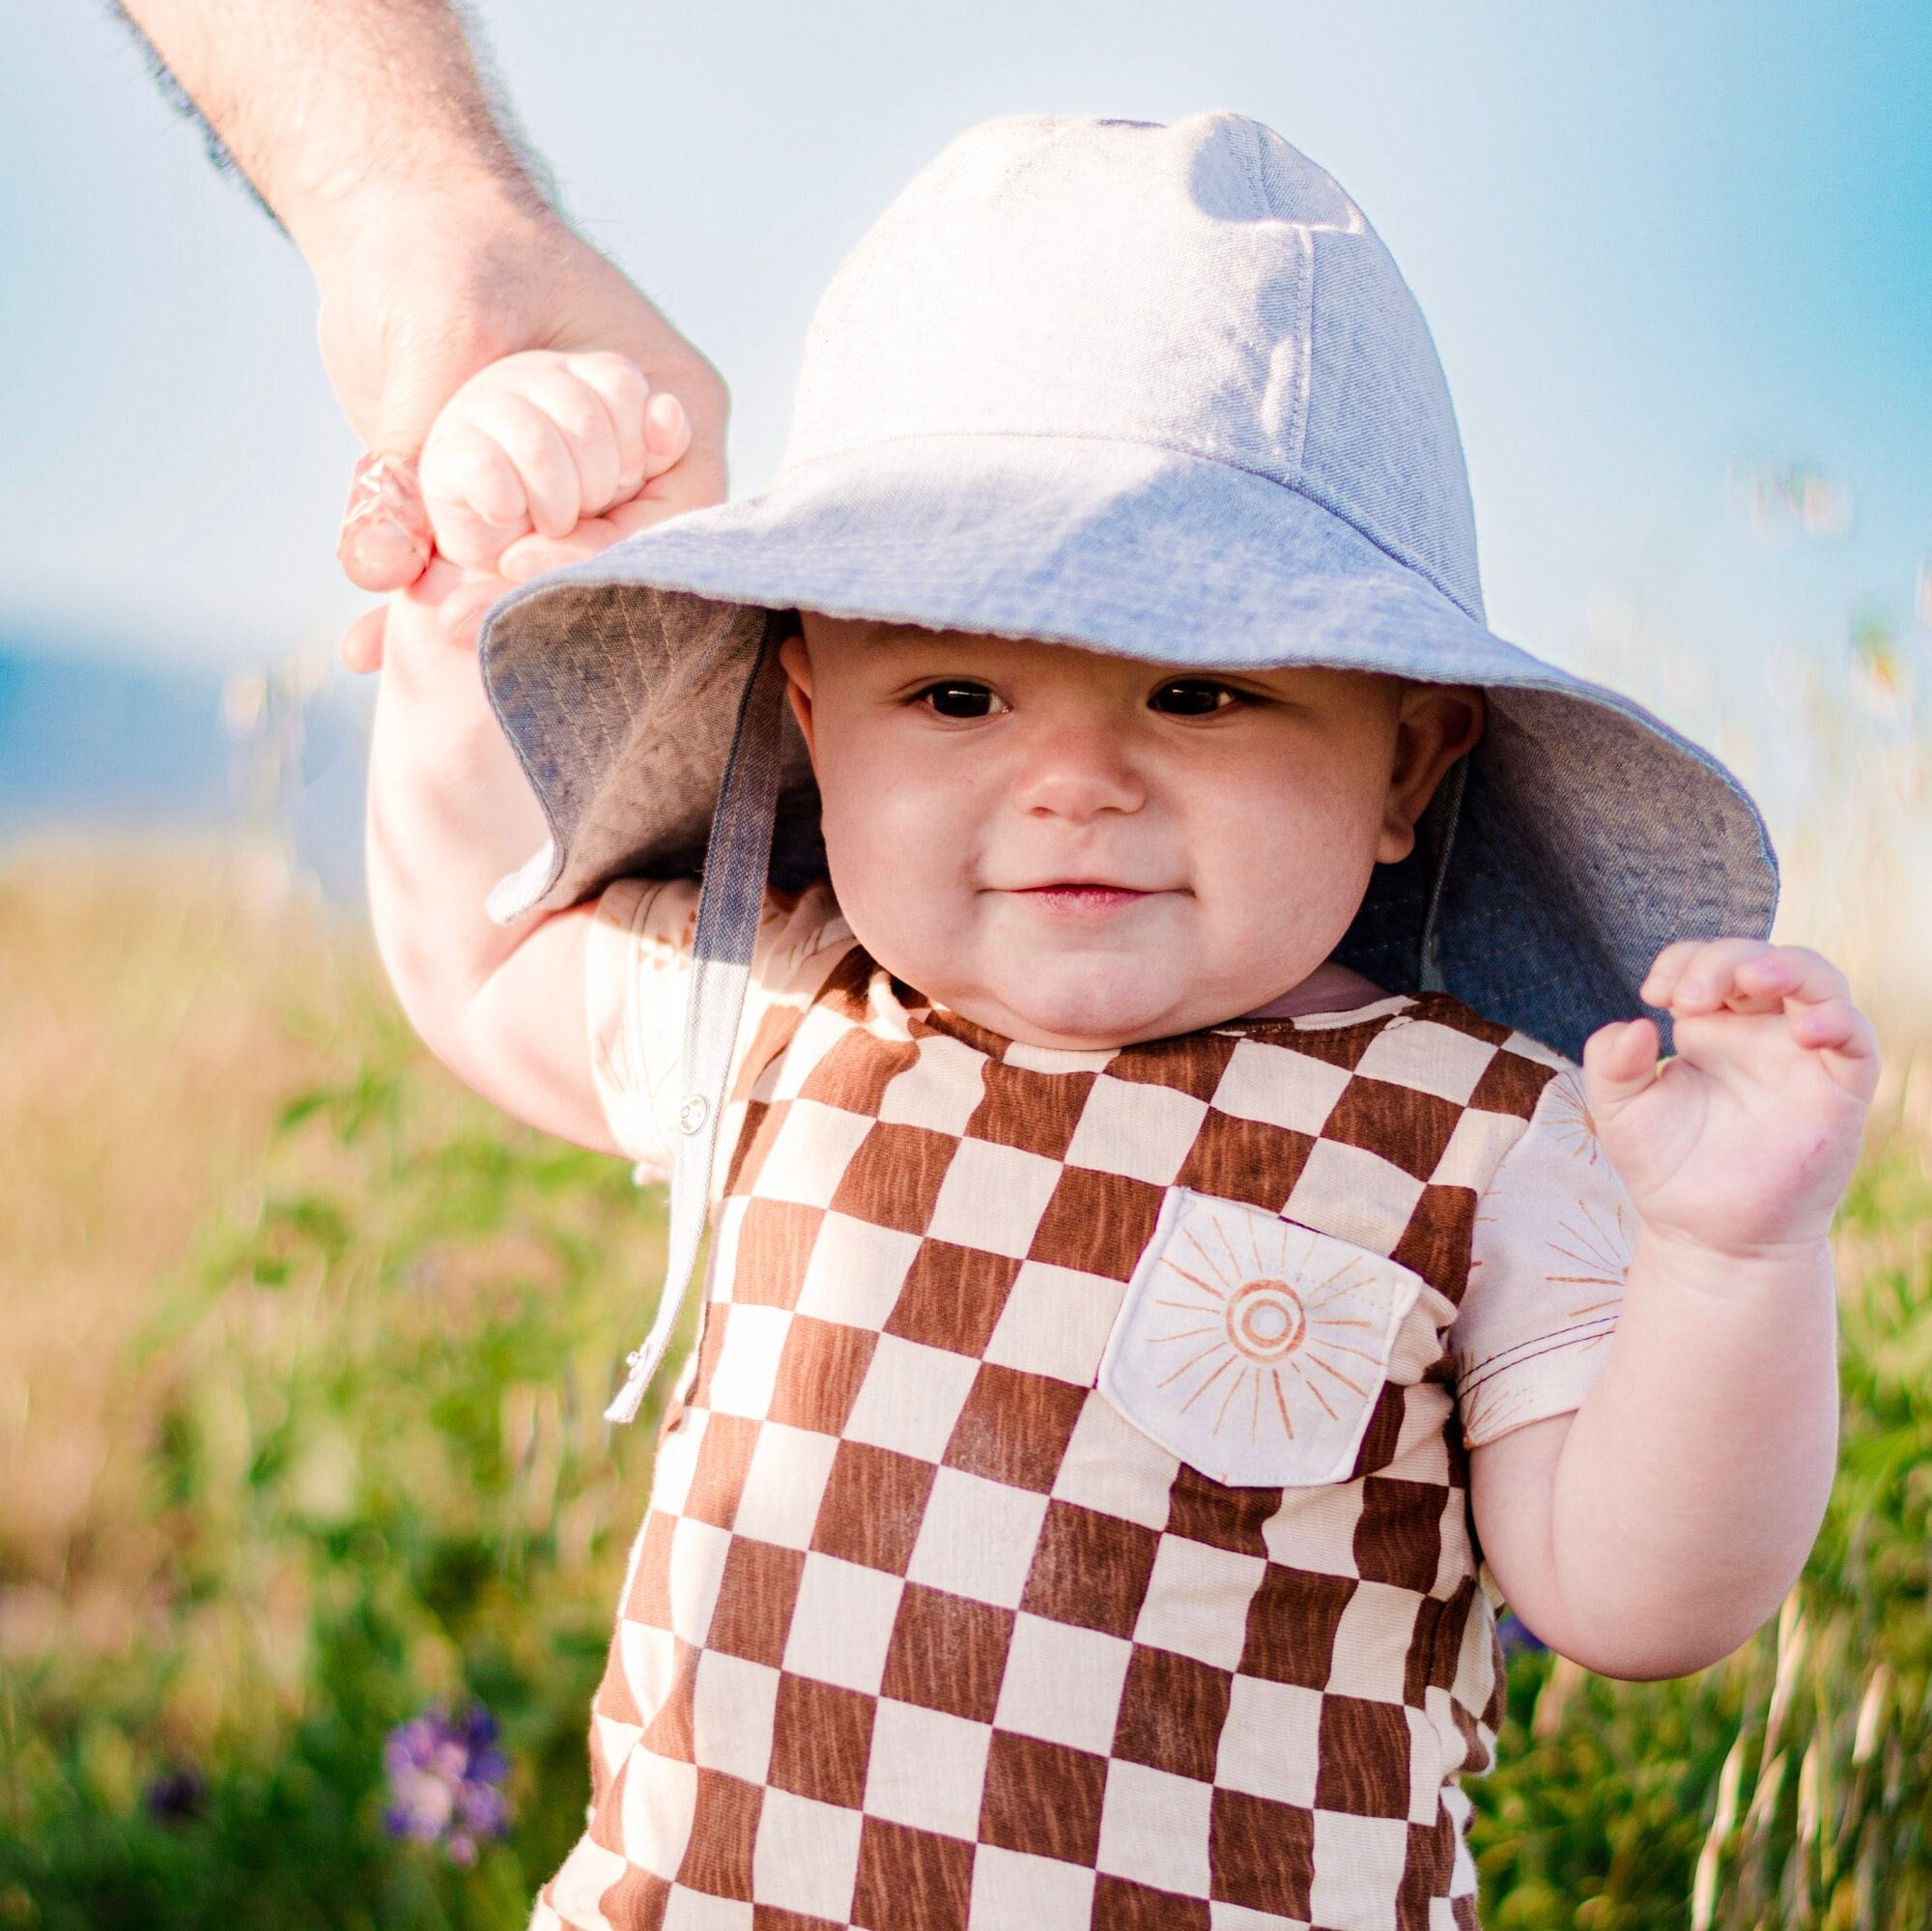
[1582, 940, 1878, 1260]
[418, 349, 694, 579]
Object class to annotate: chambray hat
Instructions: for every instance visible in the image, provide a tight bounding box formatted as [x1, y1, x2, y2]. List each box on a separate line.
[478, 110, 1776, 1418]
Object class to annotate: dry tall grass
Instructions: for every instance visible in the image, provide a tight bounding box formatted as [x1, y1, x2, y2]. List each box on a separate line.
[0, 843, 365, 1653]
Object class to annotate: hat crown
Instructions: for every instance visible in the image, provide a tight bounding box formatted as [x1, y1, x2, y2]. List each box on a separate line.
[783, 111, 1485, 621]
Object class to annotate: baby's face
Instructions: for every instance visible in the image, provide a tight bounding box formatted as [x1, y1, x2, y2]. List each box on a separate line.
[782, 616, 1481, 1049]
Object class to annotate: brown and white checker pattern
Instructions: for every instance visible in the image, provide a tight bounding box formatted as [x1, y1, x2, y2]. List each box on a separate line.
[540, 934, 1571, 1931]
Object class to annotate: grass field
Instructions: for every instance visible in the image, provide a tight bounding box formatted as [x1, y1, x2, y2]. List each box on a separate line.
[3, 841, 1931, 1929]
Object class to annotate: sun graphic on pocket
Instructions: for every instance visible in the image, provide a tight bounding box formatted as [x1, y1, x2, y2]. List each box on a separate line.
[1224, 1278, 1307, 1362]
[1146, 1213, 1389, 1445]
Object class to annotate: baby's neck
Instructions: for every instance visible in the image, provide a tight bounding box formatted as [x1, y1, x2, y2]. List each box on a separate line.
[1241, 957, 1386, 1022]
[919, 957, 1389, 1049]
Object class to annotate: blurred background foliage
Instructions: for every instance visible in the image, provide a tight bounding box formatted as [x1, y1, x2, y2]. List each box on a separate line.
[1473, 1103, 1932, 1931]
[0, 858, 675, 1926]
[2, 609, 1931, 1928]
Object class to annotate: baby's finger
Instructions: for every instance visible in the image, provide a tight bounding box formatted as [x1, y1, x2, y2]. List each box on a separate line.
[498, 515, 630, 583]
[419, 434, 534, 572]
[497, 467, 702, 582]
[639, 391, 694, 483]
[599, 479, 708, 543]
[1638, 939, 1708, 1009]
[458, 390, 583, 539]
[1581, 1016, 1662, 1115]
[1738, 946, 1850, 1010]
[519, 363, 625, 519]
[1788, 996, 1870, 1051]
[420, 419, 529, 532]
[1658, 937, 1776, 1015]
[339, 604, 388, 674]
[1697, 947, 1801, 1016]
[1793, 997, 1882, 1101]
[566, 354, 652, 499]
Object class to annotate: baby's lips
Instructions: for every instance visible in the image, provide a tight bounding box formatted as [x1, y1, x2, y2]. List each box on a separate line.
[337, 452, 433, 585]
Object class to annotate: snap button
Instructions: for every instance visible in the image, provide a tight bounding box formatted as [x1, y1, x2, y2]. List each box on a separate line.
[678, 1094, 709, 1135]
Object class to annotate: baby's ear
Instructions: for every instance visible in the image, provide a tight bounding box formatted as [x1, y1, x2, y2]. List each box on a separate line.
[1378, 685, 1484, 862]
[778, 619, 817, 758]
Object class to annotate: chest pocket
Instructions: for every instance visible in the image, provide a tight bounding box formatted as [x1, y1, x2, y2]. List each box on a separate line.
[1098, 1188, 1453, 1489]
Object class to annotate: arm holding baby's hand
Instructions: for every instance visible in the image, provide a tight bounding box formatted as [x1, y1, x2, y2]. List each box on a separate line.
[1472, 941, 1876, 1679]
[364, 351, 680, 1151]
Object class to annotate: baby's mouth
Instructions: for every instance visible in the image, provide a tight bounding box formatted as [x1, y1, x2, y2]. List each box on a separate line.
[1011, 882, 1157, 916]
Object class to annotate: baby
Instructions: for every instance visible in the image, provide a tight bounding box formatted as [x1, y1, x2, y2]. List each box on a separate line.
[366, 116, 1875, 1931]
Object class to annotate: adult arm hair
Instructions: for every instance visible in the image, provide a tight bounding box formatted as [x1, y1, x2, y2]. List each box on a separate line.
[109, 0, 554, 250]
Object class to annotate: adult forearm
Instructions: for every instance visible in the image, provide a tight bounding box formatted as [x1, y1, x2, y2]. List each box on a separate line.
[115, 0, 545, 255]
[1480, 1231, 1838, 1679]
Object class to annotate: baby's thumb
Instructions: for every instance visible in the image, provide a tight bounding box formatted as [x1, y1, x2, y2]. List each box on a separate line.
[337, 450, 434, 591]
[1580, 1018, 1662, 1121]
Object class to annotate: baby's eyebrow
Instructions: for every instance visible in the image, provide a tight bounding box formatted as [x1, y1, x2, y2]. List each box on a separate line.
[861, 626, 1006, 658]
[815, 618, 940, 649]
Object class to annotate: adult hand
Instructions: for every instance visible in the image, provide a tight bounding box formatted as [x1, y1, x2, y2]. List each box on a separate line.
[116, 0, 727, 666]
[324, 182, 728, 669]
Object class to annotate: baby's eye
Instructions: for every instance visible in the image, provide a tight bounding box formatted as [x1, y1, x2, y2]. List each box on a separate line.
[917, 680, 1009, 720]
[1151, 679, 1242, 717]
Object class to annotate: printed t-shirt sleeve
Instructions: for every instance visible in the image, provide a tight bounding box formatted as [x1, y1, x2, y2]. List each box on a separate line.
[1450, 1065, 1634, 1448]
[584, 876, 854, 1182]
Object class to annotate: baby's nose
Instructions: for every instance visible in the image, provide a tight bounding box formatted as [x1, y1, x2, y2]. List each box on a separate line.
[1011, 723, 1147, 819]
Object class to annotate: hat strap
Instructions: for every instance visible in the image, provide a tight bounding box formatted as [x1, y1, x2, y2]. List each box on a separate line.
[605, 625, 788, 1425]
[1417, 756, 1468, 995]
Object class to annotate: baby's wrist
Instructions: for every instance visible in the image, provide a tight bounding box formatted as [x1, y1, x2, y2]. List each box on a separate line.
[1631, 1218, 1834, 1301]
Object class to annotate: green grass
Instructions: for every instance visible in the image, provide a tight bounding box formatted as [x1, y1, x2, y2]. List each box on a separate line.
[1, 853, 675, 1929]
[1468, 1126, 1932, 1931]
[2, 851, 1929, 1928]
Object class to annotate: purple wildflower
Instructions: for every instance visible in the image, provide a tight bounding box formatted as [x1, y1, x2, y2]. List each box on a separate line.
[1497, 1612, 1548, 1659]
[384, 1702, 513, 1865]
[145, 1763, 208, 1824]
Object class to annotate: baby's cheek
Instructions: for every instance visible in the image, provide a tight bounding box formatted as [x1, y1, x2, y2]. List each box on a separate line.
[1219, 786, 1378, 932]
[1229, 814, 1383, 973]
[829, 810, 978, 994]
[827, 819, 952, 961]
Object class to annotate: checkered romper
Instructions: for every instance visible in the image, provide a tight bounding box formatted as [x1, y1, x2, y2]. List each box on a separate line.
[536, 882, 1628, 1931]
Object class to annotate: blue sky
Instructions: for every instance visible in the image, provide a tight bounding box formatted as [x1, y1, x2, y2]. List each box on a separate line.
[5, 0, 1927, 739]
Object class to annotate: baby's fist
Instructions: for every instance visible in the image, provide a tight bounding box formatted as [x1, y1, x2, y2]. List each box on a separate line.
[419, 351, 692, 576]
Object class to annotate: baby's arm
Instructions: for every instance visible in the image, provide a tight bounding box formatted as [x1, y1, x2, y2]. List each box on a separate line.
[1471, 942, 1876, 1679]
[365, 352, 689, 1147]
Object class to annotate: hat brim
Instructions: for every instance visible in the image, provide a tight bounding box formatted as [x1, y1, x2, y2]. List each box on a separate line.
[481, 434, 1776, 1059]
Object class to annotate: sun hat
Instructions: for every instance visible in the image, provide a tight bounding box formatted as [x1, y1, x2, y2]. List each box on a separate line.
[475, 111, 1776, 1418]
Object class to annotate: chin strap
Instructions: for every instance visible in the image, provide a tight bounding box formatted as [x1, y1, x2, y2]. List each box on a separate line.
[1416, 756, 1467, 996]
[605, 629, 788, 1425]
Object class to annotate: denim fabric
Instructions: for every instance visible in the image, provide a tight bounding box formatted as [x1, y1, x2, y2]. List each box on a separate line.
[600, 635, 788, 1426]
[480, 110, 1776, 1065]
